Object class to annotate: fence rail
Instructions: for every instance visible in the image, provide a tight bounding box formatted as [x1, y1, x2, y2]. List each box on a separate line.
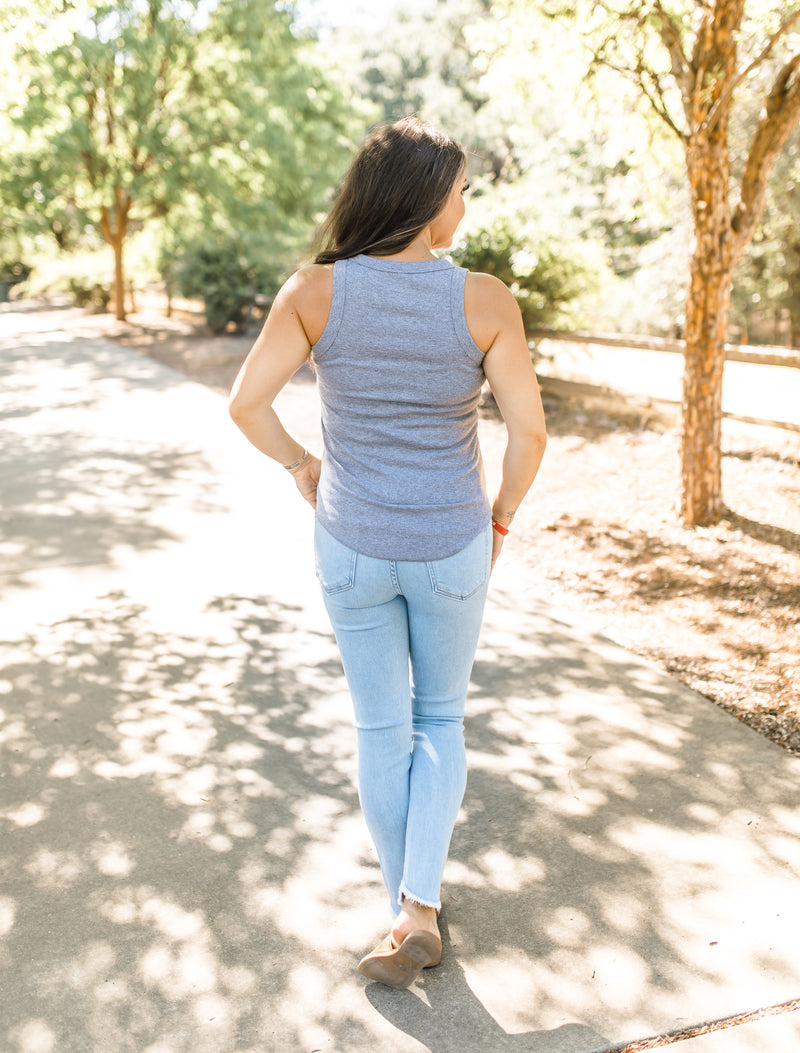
[529, 330, 800, 370]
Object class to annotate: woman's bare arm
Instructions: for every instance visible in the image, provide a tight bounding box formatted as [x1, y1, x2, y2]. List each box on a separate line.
[465, 272, 547, 568]
[228, 265, 332, 508]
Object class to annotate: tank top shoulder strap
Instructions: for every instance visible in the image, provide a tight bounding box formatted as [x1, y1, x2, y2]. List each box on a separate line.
[448, 265, 485, 364]
[312, 258, 348, 358]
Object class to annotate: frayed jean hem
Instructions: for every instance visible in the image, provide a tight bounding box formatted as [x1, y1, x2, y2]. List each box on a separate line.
[399, 883, 441, 912]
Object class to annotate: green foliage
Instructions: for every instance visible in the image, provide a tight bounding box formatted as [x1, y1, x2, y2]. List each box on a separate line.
[1, 0, 356, 315]
[319, 0, 515, 184]
[176, 239, 252, 334]
[174, 230, 287, 334]
[0, 259, 31, 302]
[0, 259, 31, 283]
[731, 124, 800, 346]
[322, 0, 689, 335]
[66, 276, 112, 313]
[570, 0, 800, 325]
[452, 221, 593, 331]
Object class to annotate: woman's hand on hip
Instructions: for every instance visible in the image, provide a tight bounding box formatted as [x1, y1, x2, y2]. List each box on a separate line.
[490, 529, 505, 572]
[289, 454, 321, 509]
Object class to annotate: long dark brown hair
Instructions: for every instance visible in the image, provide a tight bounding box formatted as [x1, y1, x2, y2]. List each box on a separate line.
[312, 117, 466, 264]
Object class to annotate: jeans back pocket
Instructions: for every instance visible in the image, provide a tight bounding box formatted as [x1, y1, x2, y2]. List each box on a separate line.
[314, 522, 358, 594]
[426, 527, 491, 600]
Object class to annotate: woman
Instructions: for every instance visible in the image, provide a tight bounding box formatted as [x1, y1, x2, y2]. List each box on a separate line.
[229, 116, 547, 988]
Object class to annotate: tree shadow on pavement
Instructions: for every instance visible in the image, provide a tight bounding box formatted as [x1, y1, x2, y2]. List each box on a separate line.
[3, 322, 800, 1052]
[722, 510, 800, 553]
[0, 336, 229, 591]
[3, 585, 800, 1052]
[448, 590, 800, 1046]
[1, 590, 371, 1053]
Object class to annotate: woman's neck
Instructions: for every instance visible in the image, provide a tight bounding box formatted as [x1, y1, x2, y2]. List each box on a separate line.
[368, 229, 440, 262]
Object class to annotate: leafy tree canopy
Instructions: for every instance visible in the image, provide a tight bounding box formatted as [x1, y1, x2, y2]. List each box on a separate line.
[0, 0, 356, 316]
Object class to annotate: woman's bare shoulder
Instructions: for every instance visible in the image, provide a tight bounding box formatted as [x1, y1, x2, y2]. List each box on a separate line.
[282, 262, 334, 300]
[464, 270, 522, 352]
[280, 263, 334, 345]
[465, 270, 517, 308]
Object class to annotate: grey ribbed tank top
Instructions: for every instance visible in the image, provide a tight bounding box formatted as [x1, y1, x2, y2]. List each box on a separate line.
[312, 254, 490, 561]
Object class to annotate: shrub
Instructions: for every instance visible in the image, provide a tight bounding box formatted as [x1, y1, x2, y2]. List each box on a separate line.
[0, 260, 32, 301]
[66, 276, 112, 312]
[174, 231, 286, 334]
[451, 221, 592, 333]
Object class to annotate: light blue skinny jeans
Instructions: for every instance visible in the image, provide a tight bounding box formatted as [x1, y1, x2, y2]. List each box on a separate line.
[314, 520, 492, 914]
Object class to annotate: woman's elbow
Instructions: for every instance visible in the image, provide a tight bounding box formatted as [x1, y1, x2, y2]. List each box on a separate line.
[509, 421, 547, 450]
[228, 391, 244, 423]
[228, 390, 257, 426]
[529, 427, 547, 463]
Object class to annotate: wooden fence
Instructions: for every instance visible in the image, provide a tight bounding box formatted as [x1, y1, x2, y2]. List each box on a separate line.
[528, 330, 800, 370]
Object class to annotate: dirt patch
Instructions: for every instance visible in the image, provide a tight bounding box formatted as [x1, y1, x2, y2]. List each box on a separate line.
[109, 307, 800, 755]
[507, 396, 800, 755]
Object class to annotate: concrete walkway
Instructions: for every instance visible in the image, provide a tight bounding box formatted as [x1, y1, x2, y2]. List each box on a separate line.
[1, 306, 799, 1053]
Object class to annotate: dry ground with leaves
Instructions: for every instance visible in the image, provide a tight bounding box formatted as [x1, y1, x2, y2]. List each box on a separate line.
[95, 305, 800, 755]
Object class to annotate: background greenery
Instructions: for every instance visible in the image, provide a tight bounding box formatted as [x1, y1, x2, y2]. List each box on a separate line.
[0, 0, 798, 343]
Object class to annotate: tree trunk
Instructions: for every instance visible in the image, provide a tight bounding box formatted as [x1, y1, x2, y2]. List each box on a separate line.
[99, 187, 131, 322]
[681, 130, 733, 526]
[112, 235, 125, 321]
[679, 3, 742, 527]
[589, 0, 800, 525]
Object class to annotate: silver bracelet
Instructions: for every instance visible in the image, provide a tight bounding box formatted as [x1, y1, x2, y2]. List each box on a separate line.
[282, 449, 309, 472]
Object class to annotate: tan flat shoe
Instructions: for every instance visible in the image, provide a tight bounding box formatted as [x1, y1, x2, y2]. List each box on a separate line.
[357, 929, 442, 988]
